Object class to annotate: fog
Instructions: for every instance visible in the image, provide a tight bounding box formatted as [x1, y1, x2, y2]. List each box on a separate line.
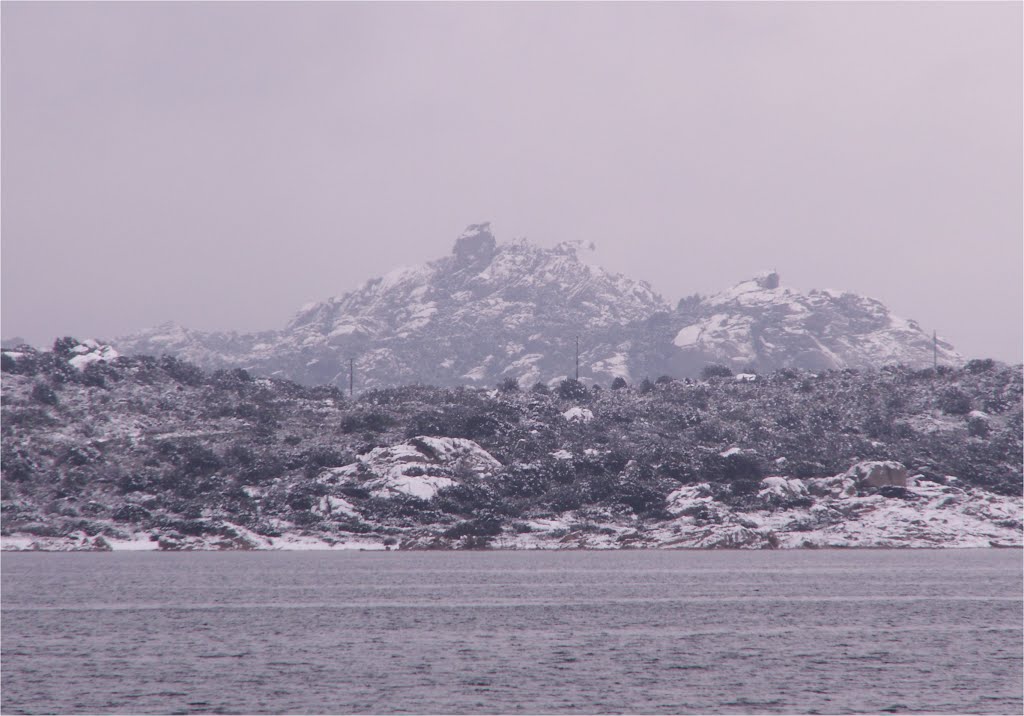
[2, 2, 1021, 361]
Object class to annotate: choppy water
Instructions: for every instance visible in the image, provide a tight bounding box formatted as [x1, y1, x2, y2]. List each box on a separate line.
[1, 549, 1020, 714]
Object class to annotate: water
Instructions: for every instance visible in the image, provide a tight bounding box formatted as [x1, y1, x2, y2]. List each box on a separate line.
[2, 550, 1020, 714]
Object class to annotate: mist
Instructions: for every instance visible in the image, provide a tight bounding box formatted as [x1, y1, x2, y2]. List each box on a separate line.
[2, 1, 1021, 361]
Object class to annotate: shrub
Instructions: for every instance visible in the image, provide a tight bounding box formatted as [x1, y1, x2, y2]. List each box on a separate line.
[340, 411, 393, 434]
[938, 388, 972, 416]
[731, 478, 761, 496]
[557, 378, 588, 400]
[30, 383, 59, 406]
[498, 377, 520, 393]
[113, 504, 152, 523]
[52, 337, 79, 357]
[610, 377, 628, 390]
[531, 382, 551, 396]
[303, 447, 348, 478]
[638, 377, 654, 394]
[965, 358, 996, 374]
[443, 515, 502, 538]
[79, 363, 107, 388]
[655, 375, 674, 385]
[159, 356, 205, 386]
[701, 364, 734, 380]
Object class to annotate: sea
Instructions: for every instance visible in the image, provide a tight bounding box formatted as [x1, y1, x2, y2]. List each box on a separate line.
[1, 549, 1021, 714]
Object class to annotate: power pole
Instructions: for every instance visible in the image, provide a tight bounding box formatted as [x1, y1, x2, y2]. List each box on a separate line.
[933, 331, 938, 371]
[575, 336, 579, 381]
[349, 358, 354, 397]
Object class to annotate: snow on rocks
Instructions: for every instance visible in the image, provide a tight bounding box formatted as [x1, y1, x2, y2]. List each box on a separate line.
[562, 407, 594, 423]
[844, 460, 909, 488]
[322, 436, 501, 500]
[806, 475, 858, 498]
[67, 339, 120, 370]
[314, 495, 359, 518]
[666, 483, 716, 516]
[758, 476, 809, 500]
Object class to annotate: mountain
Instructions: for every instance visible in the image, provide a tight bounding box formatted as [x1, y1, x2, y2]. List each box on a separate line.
[665, 271, 961, 376]
[115, 224, 961, 388]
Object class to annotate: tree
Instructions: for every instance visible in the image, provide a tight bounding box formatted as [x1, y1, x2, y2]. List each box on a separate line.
[498, 377, 520, 393]
[52, 337, 78, 357]
[557, 378, 588, 400]
[610, 377, 628, 390]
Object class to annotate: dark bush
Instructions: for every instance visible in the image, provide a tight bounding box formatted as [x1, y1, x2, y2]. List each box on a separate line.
[340, 411, 393, 434]
[52, 337, 79, 357]
[303, 447, 348, 478]
[701, 364, 734, 380]
[967, 414, 991, 438]
[339, 484, 371, 499]
[286, 484, 327, 511]
[701, 451, 765, 484]
[31, 383, 59, 406]
[964, 358, 996, 374]
[731, 478, 761, 496]
[444, 515, 502, 538]
[159, 356, 205, 386]
[432, 483, 495, 515]
[181, 444, 223, 478]
[113, 504, 152, 523]
[610, 377, 628, 390]
[557, 378, 588, 400]
[938, 388, 972, 415]
[498, 377, 520, 393]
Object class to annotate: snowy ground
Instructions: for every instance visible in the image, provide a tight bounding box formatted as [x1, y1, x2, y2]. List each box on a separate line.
[4, 476, 1019, 552]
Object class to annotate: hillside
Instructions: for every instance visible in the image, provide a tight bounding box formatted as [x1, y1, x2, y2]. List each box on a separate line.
[2, 341, 1020, 551]
[114, 224, 961, 389]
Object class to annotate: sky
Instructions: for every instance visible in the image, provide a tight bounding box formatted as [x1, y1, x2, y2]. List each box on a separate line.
[2, 2, 1021, 362]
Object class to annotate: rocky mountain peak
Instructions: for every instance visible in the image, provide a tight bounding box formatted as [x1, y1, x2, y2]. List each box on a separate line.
[452, 222, 497, 265]
[114, 224, 965, 388]
[755, 271, 780, 290]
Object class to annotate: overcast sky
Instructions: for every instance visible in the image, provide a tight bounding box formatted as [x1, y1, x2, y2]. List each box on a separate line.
[2, 2, 1021, 361]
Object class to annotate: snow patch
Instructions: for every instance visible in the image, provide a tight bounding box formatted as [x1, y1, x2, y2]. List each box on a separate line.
[562, 407, 594, 423]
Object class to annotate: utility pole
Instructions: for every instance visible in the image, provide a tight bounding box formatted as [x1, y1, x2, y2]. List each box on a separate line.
[933, 331, 938, 371]
[575, 336, 579, 381]
[349, 358, 354, 397]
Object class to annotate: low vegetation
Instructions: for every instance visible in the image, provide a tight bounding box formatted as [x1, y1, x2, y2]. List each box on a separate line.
[2, 341, 1021, 546]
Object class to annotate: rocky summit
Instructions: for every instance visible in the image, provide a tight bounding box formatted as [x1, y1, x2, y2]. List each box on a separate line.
[114, 224, 960, 389]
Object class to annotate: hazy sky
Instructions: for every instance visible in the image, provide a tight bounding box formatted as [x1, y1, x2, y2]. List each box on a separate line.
[3, 2, 1021, 361]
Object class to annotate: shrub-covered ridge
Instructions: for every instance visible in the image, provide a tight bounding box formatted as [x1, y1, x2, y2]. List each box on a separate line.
[2, 342, 1021, 550]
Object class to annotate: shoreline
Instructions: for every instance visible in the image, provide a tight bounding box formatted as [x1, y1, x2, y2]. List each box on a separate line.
[4, 533, 1021, 553]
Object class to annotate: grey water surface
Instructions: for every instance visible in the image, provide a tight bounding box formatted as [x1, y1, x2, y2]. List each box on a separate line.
[2, 549, 1021, 714]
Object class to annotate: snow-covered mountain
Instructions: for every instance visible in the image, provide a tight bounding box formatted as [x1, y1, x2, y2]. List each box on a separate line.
[666, 271, 961, 376]
[115, 224, 961, 388]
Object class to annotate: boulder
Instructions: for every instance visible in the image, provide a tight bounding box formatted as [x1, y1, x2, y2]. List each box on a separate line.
[844, 460, 908, 488]
[562, 407, 594, 423]
[759, 476, 808, 500]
